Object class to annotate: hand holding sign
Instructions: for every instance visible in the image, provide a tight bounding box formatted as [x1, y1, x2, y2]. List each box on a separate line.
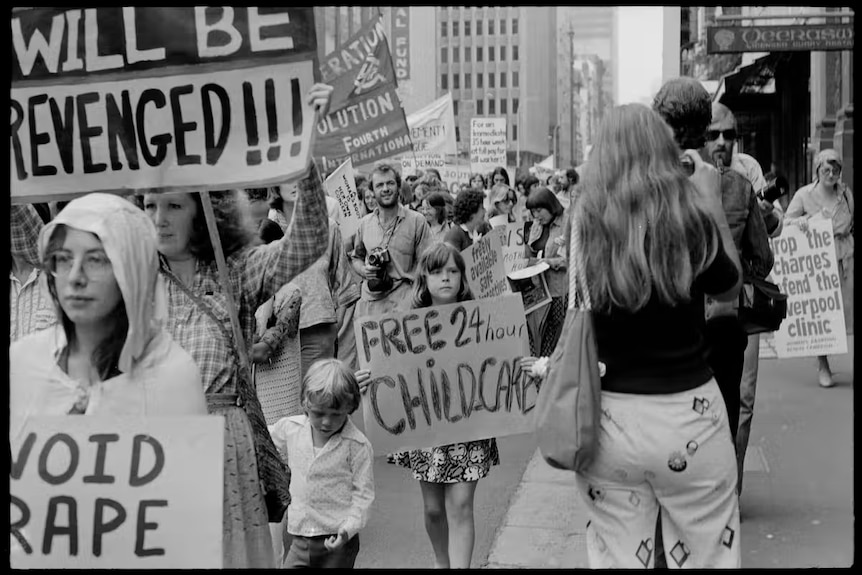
[307, 83, 335, 117]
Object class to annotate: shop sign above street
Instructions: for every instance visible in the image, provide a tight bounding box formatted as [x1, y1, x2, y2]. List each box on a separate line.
[707, 23, 853, 53]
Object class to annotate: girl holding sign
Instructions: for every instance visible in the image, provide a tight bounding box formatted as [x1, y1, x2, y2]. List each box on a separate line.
[356, 242, 537, 568]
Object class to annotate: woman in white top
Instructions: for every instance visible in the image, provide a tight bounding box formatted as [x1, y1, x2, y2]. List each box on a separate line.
[10, 193, 206, 426]
[785, 148, 854, 387]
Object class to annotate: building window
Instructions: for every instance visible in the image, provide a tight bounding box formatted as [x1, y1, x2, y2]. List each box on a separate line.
[489, 46, 495, 61]
[501, 72, 507, 87]
[477, 73, 484, 88]
[477, 46, 483, 62]
[513, 71, 519, 87]
[465, 21, 471, 36]
[441, 21, 447, 37]
[465, 46, 471, 62]
[465, 73, 472, 89]
[453, 73, 460, 89]
[453, 20, 459, 36]
[489, 73, 495, 88]
[477, 100, 484, 115]
[489, 19, 494, 34]
[513, 45, 519, 61]
[442, 74, 448, 90]
[513, 97, 519, 114]
[456, 126, 460, 142]
[489, 99, 496, 115]
[454, 100, 459, 116]
[501, 98, 508, 114]
[513, 124, 518, 142]
[513, 18, 519, 34]
[441, 47, 448, 64]
[500, 46, 506, 61]
[500, 19, 506, 34]
[477, 19, 483, 35]
[453, 46, 460, 63]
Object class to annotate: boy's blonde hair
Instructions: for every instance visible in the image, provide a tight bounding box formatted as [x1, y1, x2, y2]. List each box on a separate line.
[301, 358, 362, 414]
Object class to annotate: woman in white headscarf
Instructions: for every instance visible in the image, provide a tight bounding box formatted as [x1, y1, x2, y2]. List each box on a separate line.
[785, 148, 854, 387]
[10, 193, 206, 425]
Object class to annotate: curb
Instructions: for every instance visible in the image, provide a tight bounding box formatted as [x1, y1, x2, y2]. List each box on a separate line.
[484, 449, 590, 569]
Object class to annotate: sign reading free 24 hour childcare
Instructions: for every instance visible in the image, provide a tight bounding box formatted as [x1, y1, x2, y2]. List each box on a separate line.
[10, 7, 320, 202]
[353, 294, 537, 454]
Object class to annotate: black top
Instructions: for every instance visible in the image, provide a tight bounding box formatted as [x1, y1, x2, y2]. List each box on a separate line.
[443, 225, 473, 251]
[593, 234, 739, 394]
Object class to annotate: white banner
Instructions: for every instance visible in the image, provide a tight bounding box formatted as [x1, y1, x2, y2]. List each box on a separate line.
[406, 92, 457, 156]
[470, 117, 507, 174]
[759, 219, 848, 359]
[324, 158, 364, 239]
[10, 416, 224, 569]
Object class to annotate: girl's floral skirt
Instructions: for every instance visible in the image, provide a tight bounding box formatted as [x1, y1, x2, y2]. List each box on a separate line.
[387, 439, 500, 483]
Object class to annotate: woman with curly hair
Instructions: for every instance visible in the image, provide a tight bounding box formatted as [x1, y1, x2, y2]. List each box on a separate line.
[444, 189, 488, 251]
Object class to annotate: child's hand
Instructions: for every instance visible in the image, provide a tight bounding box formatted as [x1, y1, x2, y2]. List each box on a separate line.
[355, 369, 372, 394]
[324, 527, 349, 551]
[251, 342, 273, 364]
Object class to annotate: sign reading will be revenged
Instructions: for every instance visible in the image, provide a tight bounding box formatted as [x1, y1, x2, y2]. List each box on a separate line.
[707, 23, 853, 53]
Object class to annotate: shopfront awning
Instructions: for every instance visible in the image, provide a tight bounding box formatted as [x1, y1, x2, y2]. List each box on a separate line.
[714, 53, 783, 103]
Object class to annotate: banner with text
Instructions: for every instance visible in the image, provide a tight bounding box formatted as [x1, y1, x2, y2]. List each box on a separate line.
[440, 160, 475, 194]
[470, 118, 507, 174]
[461, 231, 511, 299]
[354, 294, 535, 453]
[10, 415, 224, 568]
[314, 16, 411, 174]
[390, 7, 410, 80]
[758, 219, 847, 359]
[11, 7, 320, 202]
[406, 92, 457, 156]
[324, 158, 363, 239]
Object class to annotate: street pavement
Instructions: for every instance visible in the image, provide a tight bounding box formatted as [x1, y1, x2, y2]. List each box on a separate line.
[484, 335, 854, 569]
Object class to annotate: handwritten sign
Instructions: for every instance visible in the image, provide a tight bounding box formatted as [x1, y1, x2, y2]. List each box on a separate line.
[324, 158, 363, 239]
[11, 7, 319, 202]
[400, 153, 445, 178]
[470, 118, 507, 174]
[461, 231, 510, 299]
[758, 219, 847, 359]
[353, 295, 536, 453]
[10, 416, 224, 568]
[441, 161, 475, 194]
[495, 223, 529, 275]
[406, 92, 457, 156]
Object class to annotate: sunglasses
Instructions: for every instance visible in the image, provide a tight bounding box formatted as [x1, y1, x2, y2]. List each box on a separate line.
[820, 165, 842, 176]
[705, 129, 737, 142]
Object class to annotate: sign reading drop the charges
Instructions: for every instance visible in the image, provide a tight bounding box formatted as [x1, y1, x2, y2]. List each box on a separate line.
[10, 7, 320, 202]
[759, 220, 847, 359]
[354, 294, 537, 454]
[10, 416, 224, 569]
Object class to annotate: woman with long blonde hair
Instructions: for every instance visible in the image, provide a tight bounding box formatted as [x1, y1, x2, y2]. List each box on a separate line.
[569, 103, 742, 568]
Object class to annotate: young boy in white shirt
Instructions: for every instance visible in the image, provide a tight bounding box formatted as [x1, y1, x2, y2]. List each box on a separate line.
[268, 358, 374, 568]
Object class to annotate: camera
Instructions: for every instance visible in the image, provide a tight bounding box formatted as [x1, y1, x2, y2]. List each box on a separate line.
[366, 247, 393, 292]
[758, 182, 785, 204]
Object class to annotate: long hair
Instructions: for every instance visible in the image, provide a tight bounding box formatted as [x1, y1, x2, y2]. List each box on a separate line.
[425, 192, 450, 224]
[577, 103, 720, 313]
[411, 242, 474, 309]
[525, 187, 564, 219]
[44, 225, 128, 381]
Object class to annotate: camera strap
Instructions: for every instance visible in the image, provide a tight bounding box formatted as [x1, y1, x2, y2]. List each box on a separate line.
[377, 212, 404, 252]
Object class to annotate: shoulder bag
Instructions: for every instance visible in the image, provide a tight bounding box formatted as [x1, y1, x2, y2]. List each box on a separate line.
[533, 207, 601, 472]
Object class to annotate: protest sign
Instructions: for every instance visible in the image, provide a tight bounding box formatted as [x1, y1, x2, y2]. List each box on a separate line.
[400, 153, 445, 178]
[406, 93, 457, 156]
[758, 219, 847, 359]
[470, 118, 507, 174]
[440, 160, 475, 194]
[10, 415, 223, 568]
[507, 263, 552, 315]
[324, 158, 363, 239]
[11, 7, 320, 202]
[496, 223, 529, 275]
[353, 294, 536, 453]
[314, 16, 412, 173]
[461, 231, 510, 299]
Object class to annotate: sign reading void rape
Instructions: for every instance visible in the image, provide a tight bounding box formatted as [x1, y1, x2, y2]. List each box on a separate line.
[314, 16, 412, 174]
[324, 158, 363, 239]
[759, 219, 847, 359]
[461, 231, 511, 299]
[10, 416, 224, 569]
[470, 118, 507, 174]
[11, 7, 320, 202]
[354, 294, 535, 454]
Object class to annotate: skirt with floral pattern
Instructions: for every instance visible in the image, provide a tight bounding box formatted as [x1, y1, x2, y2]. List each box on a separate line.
[387, 439, 500, 483]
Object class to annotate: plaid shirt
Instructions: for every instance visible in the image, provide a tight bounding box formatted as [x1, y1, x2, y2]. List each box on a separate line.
[10, 268, 57, 342]
[11, 204, 44, 267]
[162, 164, 330, 394]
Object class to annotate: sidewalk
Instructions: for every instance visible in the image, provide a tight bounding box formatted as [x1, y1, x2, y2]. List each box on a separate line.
[484, 449, 589, 569]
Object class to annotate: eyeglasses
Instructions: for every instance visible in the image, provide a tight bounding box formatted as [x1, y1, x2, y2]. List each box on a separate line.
[820, 165, 842, 176]
[47, 252, 113, 281]
[705, 129, 737, 142]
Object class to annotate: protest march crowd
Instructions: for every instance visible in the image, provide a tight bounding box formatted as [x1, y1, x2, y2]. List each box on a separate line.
[9, 7, 853, 571]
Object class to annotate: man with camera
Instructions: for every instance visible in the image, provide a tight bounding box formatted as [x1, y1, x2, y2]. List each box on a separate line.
[350, 162, 433, 319]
